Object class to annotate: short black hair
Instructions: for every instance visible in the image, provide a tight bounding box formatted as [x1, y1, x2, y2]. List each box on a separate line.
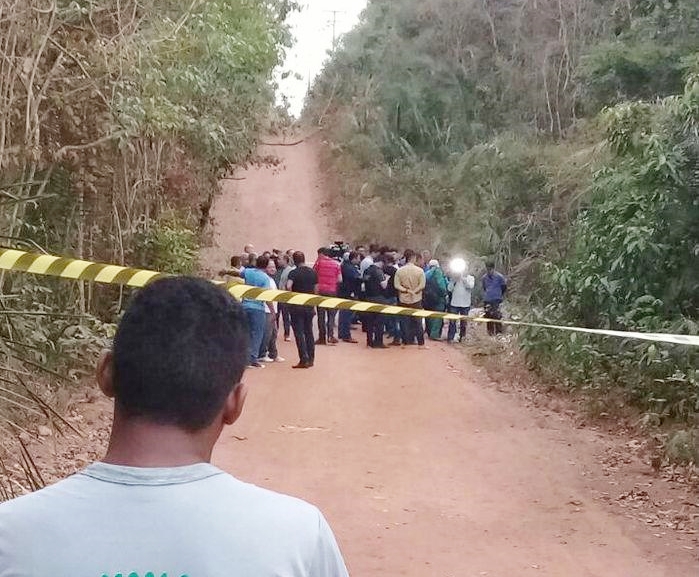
[404, 249, 415, 261]
[293, 251, 305, 266]
[112, 277, 249, 431]
[486, 261, 495, 269]
[369, 243, 380, 254]
[256, 255, 270, 269]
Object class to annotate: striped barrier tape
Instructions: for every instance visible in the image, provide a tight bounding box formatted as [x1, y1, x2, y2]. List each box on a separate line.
[0, 248, 697, 347]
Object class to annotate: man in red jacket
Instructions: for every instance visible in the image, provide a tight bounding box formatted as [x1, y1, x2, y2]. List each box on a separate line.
[313, 247, 342, 345]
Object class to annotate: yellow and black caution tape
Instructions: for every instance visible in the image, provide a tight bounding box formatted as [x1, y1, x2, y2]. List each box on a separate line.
[0, 248, 697, 347]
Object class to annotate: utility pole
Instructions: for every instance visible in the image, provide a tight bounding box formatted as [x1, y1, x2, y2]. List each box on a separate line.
[324, 9, 345, 50]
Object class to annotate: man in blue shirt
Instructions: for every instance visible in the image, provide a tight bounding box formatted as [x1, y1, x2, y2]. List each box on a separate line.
[481, 261, 507, 336]
[243, 255, 271, 368]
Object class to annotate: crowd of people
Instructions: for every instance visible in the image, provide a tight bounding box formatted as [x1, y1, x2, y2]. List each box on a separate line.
[221, 243, 508, 370]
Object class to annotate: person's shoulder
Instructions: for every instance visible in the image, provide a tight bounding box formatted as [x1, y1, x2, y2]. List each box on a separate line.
[212, 473, 324, 524]
[0, 471, 86, 524]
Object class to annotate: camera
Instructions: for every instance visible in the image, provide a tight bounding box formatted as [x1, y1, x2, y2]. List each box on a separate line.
[326, 240, 349, 261]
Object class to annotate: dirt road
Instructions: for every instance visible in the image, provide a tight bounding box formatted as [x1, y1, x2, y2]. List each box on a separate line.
[200, 138, 331, 270]
[205, 138, 697, 576]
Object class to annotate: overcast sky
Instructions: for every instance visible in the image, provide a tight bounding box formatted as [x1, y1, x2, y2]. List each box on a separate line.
[276, 0, 368, 117]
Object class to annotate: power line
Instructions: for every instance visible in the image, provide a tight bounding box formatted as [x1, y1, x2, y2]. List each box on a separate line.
[324, 9, 346, 50]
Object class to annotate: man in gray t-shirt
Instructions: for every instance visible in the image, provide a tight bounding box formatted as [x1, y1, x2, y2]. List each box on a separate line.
[0, 277, 349, 577]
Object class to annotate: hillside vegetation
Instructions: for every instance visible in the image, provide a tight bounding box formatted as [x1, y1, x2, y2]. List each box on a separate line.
[305, 0, 699, 445]
[0, 0, 294, 475]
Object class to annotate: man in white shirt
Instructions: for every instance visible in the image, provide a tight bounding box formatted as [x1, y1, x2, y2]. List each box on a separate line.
[447, 261, 475, 343]
[0, 277, 349, 577]
[359, 243, 380, 276]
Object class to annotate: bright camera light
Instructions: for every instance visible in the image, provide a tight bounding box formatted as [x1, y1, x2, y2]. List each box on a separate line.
[449, 257, 466, 274]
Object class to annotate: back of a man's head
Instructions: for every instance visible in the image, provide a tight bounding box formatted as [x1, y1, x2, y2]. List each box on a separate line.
[293, 251, 305, 266]
[256, 255, 270, 270]
[112, 277, 249, 431]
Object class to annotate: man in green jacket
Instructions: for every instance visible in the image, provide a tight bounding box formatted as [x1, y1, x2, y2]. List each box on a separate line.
[424, 259, 448, 340]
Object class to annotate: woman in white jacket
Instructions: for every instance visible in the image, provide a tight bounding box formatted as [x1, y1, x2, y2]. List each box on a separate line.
[447, 262, 475, 343]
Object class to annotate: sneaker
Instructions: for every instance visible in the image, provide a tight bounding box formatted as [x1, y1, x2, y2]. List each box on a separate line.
[391, 339, 402, 346]
[418, 345, 430, 350]
[273, 356, 285, 362]
[258, 356, 274, 363]
[284, 336, 291, 342]
[450, 337, 461, 344]
[249, 362, 265, 369]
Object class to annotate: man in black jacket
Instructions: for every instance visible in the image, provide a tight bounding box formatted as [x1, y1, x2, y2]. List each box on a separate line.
[338, 251, 361, 343]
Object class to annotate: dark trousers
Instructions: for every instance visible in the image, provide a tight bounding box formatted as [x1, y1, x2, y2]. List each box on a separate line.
[317, 300, 337, 341]
[447, 306, 470, 341]
[484, 301, 503, 335]
[399, 302, 425, 345]
[245, 308, 267, 365]
[365, 297, 388, 346]
[290, 306, 315, 365]
[338, 308, 353, 340]
[278, 304, 291, 338]
[365, 313, 385, 346]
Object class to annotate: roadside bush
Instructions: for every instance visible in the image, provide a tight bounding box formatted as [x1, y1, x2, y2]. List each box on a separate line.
[521, 74, 699, 429]
[136, 219, 199, 275]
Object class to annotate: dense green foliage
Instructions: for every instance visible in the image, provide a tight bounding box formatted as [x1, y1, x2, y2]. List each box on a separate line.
[307, 0, 699, 431]
[524, 77, 699, 423]
[0, 1, 294, 434]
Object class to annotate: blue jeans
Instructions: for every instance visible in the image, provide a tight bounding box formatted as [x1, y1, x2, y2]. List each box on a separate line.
[245, 308, 267, 364]
[447, 306, 470, 341]
[384, 297, 401, 340]
[338, 308, 353, 340]
[317, 306, 337, 341]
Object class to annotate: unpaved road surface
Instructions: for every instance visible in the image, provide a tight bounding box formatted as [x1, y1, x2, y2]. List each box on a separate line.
[200, 137, 331, 271]
[204, 137, 697, 576]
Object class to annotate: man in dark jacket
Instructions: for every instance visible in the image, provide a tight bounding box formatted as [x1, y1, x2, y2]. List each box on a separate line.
[338, 251, 361, 343]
